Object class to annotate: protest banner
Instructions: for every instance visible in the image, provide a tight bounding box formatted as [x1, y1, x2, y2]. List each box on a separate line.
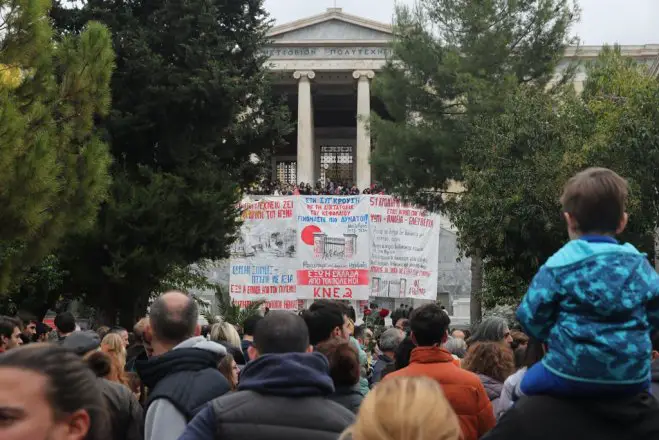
[296, 195, 371, 300]
[229, 196, 298, 310]
[369, 196, 440, 300]
[229, 195, 440, 307]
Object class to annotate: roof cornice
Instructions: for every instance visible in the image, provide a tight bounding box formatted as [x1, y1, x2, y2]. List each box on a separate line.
[268, 8, 392, 37]
[564, 44, 659, 58]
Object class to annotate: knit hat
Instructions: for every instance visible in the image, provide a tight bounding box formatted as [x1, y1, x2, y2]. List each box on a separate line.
[61, 330, 101, 356]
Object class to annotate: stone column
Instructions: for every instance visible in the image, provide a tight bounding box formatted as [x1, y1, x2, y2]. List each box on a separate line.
[353, 70, 375, 190]
[294, 70, 315, 186]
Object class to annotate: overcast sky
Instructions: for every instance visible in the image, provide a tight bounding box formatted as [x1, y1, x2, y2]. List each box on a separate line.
[264, 0, 659, 45]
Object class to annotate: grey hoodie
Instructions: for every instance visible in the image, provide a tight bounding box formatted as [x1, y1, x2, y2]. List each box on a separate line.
[144, 336, 226, 440]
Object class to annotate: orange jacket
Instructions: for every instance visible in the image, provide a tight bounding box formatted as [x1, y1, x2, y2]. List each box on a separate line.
[385, 346, 496, 440]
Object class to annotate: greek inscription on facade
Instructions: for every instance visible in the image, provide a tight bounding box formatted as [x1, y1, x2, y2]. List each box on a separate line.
[261, 47, 391, 59]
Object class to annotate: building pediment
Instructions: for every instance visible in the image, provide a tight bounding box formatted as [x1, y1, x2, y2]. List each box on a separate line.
[269, 8, 392, 44]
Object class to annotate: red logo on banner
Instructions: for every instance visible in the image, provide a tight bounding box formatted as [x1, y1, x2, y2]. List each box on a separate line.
[301, 225, 322, 246]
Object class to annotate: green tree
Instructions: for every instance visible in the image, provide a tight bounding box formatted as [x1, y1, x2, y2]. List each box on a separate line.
[576, 46, 659, 268]
[0, 255, 67, 319]
[207, 287, 264, 330]
[0, 0, 114, 293]
[449, 86, 589, 306]
[52, 0, 290, 324]
[451, 46, 659, 309]
[371, 0, 578, 202]
[370, 0, 578, 321]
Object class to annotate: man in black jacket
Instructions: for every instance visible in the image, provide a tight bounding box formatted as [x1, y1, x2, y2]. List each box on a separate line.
[136, 291, 230, 440]
[483, 392, 659, 440]
[178, 311, 354, 440]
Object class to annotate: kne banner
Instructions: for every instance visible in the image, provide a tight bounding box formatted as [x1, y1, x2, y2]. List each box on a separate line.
[296, 195, 371, 300]
[228, 195, 440, 306]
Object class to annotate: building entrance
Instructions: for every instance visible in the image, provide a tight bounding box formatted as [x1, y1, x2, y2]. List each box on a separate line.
[319, 144, 354, 185]
[276, 160, 297, 185]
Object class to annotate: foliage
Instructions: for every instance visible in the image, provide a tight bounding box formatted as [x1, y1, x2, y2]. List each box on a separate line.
[158, 262, 219, 294]
[482, 304, 519, 330]
[370, 0, 579, 206]
[0, 255, 68, 318]
[576, 46, 659, 257]
[451, 46, 659, 306]
[206, 287, 264, 329]
[480, 266, 527, 309]
[449, 86, 588, 300]
[0, 0, 114, 292]
[51, 0, 291, 324]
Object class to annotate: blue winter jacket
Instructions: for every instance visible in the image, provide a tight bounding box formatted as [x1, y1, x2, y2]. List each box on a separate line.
[517, 236, 659, 384]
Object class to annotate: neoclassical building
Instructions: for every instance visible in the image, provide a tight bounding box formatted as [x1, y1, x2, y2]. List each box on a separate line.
[266, 7, 659, 191]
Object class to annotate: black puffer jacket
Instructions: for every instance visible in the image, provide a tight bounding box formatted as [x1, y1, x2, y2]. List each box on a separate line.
[178, 352, 354, 440]
[329, 385, 363, 414]
[483, 392, 659, 440]
[136, 338, 230, 421]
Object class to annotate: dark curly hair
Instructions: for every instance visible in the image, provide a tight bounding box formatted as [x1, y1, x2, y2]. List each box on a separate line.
[315, 337, 360, 387]
[462, 341, 515, 383]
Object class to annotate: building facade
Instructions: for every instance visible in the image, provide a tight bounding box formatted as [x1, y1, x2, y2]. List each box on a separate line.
[266, 8, 393, 190]
[266, 7, 659, 191]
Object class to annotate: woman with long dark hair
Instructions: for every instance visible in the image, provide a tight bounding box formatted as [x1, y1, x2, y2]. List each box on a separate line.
[0, 344, 108, 440]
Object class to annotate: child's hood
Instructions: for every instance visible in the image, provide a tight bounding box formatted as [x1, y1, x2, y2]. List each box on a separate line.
[545, 238, 644, 269]
[544, 238, 655, 313]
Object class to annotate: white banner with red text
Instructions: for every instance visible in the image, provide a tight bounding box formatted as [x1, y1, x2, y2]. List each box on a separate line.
[229, 196, 299, 310]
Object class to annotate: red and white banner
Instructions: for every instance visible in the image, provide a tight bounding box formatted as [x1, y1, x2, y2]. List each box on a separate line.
[296, 195, 371, 300]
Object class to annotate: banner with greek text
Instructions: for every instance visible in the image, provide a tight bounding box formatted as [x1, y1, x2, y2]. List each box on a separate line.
[296, 195, 371, 300]
[229, 197, 299, 310]
[228, 195, 440, 306]
[368, 196, 440, 300]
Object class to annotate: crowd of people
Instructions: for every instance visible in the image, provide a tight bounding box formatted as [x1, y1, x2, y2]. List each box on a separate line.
[245, 179, 387, 196]
[2, 166, 659, 440]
